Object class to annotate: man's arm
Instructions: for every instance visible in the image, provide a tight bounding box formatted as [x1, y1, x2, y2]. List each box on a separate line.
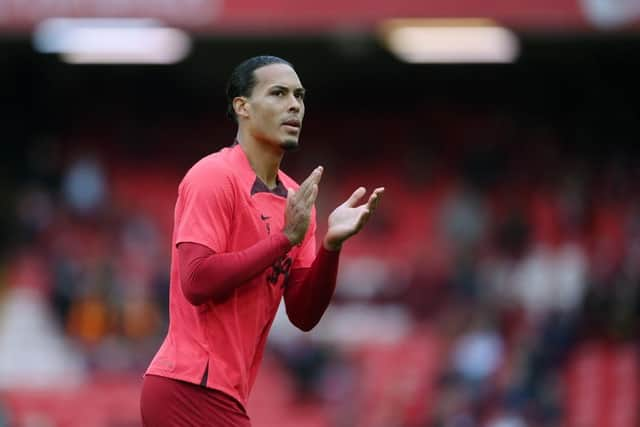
[178, 235, 291, 305]
[178, 166, 325, 306]
[283, 246, 340, 331]
[284, 185, 384, 331]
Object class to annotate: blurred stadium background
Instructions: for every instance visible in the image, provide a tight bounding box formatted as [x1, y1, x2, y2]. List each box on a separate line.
[0, 1, 639, 426]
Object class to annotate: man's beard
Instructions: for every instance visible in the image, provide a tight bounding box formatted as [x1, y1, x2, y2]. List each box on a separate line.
[281, 139, 300, 152]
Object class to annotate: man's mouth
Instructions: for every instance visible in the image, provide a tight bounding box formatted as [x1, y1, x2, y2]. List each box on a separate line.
[282, 119, 301, 128]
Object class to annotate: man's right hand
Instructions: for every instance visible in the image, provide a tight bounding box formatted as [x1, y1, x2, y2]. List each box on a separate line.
[283, 166, 323, 245]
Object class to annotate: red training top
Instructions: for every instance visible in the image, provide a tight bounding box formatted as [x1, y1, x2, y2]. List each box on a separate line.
[146, 143, 338, 410]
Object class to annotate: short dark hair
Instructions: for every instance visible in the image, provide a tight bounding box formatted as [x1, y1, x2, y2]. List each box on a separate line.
[225, 55, 294, 122]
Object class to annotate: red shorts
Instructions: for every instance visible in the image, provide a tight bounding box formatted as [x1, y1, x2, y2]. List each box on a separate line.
[140, 375, 251, 427]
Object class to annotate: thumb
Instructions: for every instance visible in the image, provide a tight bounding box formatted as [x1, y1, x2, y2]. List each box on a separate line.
[344, 187, 366, 207]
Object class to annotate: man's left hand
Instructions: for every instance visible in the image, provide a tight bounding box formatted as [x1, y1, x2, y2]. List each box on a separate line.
[323, 186, 385, 251]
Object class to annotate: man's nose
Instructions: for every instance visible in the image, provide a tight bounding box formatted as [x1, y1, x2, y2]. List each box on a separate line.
[288, 95, 301, 112]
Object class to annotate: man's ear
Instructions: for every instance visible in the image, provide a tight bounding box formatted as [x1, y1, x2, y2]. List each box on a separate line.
[233, 97, 250, 120]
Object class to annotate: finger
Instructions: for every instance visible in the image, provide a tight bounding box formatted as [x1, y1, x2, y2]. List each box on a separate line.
[305, 167, 323, 200]
[313, 166, 324, 186]
[299, 166, 323, 198]
[305, 183, 319, 207]
[312, 166, 324, 182]
[355, 208, 371, 232]
[344, 187, 366, 208]
[297, 169, 316, 197]
[366, 187, 385, 211]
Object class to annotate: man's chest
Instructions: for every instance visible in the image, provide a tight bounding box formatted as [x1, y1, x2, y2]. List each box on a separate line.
[234, 192, 286, 241]
[230, 191, 297, 294]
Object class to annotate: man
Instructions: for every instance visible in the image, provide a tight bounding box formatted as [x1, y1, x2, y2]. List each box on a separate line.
[140, 55, 384, 426]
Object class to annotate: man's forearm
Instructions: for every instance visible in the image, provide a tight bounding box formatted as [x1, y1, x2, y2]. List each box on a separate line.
[178, 234, 292, 305]
[284, 246, 340, 331]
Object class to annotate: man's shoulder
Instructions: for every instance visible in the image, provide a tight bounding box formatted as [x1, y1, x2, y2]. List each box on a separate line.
[184, 147, 235, 182]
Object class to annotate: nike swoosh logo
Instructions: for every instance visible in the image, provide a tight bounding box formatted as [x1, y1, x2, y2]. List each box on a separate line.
[261, 214, 270, 221]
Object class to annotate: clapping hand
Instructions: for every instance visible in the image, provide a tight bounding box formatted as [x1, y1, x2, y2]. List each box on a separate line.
[283, 166, 323, 245]
[323, 186, 384, 251]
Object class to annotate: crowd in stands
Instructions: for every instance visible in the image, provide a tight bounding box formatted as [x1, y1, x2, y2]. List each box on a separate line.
[0, 107, 638, 426]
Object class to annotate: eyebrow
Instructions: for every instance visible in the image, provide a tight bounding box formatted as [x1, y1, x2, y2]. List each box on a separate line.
[269, 85, 306, 95]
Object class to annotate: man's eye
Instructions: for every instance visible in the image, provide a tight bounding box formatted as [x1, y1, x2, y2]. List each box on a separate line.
[273, 91, 284, 96]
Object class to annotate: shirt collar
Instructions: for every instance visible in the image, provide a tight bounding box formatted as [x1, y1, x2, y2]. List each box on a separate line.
[230, 141, 288, 198]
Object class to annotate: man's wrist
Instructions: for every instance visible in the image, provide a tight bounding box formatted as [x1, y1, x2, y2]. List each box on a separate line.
[282, 230, 300, 246]
[323, 237, 342, 252]
[277, 231, 296, 250]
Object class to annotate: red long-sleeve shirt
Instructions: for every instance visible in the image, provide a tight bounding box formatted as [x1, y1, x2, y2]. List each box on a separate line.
[146, 143, 340, 411]
[178, 238, 339, 331]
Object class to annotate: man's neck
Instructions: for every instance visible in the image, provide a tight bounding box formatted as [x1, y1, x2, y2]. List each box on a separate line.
[236, 131, 283, 189]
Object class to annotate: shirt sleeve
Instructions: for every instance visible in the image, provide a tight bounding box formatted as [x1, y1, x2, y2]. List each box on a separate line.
[178, 235, 292, 305]
[292, 206, 317, 269]
[175, 164, 234, 253]
[284, 245, 341, 331]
